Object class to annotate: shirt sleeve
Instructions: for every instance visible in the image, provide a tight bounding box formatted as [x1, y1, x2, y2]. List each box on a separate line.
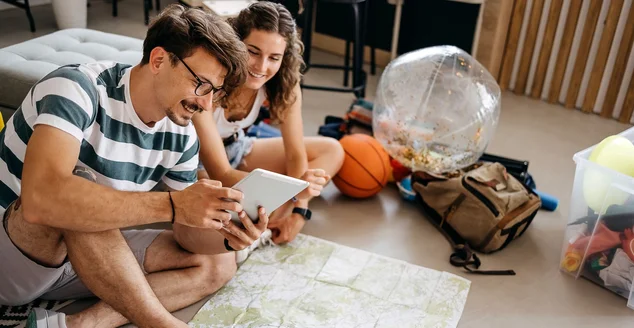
[31, 66, 98, 141]
[162, 138, 200, 191]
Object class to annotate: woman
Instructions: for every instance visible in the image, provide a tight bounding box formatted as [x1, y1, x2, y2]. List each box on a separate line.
[194, 2, 345, 245]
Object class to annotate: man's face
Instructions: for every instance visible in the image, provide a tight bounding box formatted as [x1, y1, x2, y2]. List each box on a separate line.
[154, 47, 227, 127]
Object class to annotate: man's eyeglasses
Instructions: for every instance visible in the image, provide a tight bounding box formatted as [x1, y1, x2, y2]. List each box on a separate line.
[175, 55, 227, 100]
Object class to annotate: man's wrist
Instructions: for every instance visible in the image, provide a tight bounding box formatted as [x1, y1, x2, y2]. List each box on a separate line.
[162, 190, 177, 224]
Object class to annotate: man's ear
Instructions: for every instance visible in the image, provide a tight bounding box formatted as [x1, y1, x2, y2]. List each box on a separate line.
[148, 46, 169, 74]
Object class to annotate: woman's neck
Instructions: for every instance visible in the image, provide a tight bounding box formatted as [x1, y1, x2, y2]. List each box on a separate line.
[224, 87, 259, 121]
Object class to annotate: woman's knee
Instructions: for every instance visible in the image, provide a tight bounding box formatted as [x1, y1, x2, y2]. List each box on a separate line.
[318, 137, 345, 171]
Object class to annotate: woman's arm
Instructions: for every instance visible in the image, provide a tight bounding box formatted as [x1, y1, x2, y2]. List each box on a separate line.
[192, 110, 248, 187]
[279, 83, 308, 179]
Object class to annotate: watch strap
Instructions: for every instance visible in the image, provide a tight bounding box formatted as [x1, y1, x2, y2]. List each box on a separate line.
[292, 207, 312, 220]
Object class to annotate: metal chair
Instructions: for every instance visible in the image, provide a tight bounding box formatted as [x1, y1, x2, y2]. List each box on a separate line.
[300, 0, 370, 98]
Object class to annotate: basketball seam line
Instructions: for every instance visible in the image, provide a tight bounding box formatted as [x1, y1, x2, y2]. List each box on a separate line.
[342, 148, 384, 187]
[333, 175, 383, 191]
[366, 140, 389, 186]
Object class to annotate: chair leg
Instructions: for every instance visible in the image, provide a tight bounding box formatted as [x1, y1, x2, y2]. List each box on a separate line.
[23, 0, 36, 32]
[155, 0, 160, 11]
[359, 1, 370, 97]
[344, 40, 350, 87]
[144, 0, 150, 25]
[113, 0, 118, 17]
[371, 46, 376, 75]
[351, 3, 362, 98]
[301, 0, 315, 72]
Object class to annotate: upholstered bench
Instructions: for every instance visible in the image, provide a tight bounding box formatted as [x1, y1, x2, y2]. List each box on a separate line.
[0, 28, 143, 121]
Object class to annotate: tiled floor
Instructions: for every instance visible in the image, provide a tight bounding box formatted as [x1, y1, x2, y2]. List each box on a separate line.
[2, 1, 634, 327]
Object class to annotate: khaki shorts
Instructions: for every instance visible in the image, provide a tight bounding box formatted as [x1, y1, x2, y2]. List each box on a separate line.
[0, 203, 162, 306]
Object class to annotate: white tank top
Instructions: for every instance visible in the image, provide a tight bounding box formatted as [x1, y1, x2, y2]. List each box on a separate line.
[214, 88, 266, 139]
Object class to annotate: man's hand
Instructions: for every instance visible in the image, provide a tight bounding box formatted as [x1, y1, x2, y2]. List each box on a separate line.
[219, 207, 270, 251]
[268, 213, 305, 244]
[296, 169, 330, 200]
[170, 179, 243, 229]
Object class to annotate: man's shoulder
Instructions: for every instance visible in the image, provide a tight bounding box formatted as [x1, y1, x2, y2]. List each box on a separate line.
[43, 61, 130, 85]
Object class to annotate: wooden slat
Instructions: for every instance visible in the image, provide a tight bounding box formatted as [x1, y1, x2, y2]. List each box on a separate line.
[547, 1, 583, 103]
[565, 0, 603, 108]
[584, 0, 625, 114]
[499, 0, 528, 90]
[476, 0, 515, 80]
[531, 0, 565, 98]
[514, 0, 545, 94]
[621, 72, 634, 122]
[605, 4, 634, 121]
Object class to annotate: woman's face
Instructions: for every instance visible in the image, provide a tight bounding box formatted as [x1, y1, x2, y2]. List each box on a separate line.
[242, 29, 287, 90]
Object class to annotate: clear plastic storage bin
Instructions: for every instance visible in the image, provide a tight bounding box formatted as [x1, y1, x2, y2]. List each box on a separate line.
[560, 126, 634, 309]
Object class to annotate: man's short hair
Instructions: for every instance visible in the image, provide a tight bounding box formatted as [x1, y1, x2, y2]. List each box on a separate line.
[142, 4, 248, 94]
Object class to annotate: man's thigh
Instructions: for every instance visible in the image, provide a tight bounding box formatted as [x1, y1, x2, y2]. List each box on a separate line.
[0, 206, 69, 306]
[40, 229, 164, 301]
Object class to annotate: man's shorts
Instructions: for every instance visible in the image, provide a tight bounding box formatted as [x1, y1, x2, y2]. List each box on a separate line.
[0, 201, 163, 306]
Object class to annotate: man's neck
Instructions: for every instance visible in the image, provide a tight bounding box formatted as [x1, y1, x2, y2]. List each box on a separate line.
[129, 65, 162, 127]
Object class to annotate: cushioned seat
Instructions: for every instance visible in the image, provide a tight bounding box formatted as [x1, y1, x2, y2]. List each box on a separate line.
[0, 28, 143, 118]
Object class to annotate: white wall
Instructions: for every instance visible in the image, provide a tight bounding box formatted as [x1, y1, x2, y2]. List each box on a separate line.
[0, 0, 51, 11]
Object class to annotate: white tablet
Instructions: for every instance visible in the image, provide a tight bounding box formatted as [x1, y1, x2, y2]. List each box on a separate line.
[229, 168, 309, 224]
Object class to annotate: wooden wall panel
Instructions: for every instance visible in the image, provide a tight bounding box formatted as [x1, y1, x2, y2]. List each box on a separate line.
[564, 0, 602, 109]
[547, 1, 582, 103]
[583, 0, 625, 113]
[515, 0, 545, 94]
[498, 0, 634, 123]
[499, 0, 528, 90]
[531, 0, 564, 99]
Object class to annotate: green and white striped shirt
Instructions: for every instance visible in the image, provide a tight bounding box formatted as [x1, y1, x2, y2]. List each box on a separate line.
[0, 62, 199, 212]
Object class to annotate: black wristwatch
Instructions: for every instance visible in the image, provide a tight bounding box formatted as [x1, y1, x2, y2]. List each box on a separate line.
[292, 207, 312, 221]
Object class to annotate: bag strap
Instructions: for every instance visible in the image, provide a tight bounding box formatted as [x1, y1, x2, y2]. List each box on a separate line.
[412, 184, 516, 276]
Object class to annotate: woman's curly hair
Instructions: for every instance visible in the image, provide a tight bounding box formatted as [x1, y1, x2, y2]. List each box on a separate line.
[226, 1, 305, 122]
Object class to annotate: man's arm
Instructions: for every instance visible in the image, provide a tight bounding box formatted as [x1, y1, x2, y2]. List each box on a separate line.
[21, 125, 173, 232]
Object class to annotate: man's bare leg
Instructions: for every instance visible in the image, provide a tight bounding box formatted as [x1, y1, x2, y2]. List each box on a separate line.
[6, 202, 188, 328]
[64, 232, 236, 328]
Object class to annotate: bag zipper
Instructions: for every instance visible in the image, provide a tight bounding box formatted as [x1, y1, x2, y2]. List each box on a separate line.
[461, 177, 500, 217]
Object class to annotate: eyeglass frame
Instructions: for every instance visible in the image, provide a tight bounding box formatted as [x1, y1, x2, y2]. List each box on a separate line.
[174, 54, 227, 99]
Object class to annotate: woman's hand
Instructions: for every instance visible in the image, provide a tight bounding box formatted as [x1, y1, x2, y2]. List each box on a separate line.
[268, 213, 306, 244]
[296, 168, 330, 200]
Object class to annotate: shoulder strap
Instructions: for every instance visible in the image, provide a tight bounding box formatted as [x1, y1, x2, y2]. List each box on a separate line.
[413, 189, 516, 276]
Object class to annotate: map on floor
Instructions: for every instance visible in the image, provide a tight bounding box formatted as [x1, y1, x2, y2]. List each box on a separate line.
[189, 234, 471, 328]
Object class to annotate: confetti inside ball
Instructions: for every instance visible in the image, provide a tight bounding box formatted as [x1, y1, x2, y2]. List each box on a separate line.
[372, 46, 501, 174]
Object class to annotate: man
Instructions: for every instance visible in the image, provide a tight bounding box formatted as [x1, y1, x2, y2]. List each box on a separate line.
[0, 4, 268, 328]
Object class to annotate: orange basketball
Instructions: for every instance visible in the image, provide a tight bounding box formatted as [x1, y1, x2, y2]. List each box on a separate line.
[333, 134, 392, 198]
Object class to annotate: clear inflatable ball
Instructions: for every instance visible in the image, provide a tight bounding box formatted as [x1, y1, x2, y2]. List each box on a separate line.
[372, 46, 501, 174]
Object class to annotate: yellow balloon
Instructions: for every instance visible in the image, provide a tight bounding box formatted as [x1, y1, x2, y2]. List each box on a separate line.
[584, 135, 634, 213]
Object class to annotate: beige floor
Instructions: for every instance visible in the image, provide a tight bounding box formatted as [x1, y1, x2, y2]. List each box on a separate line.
[2, 1, 634, 327]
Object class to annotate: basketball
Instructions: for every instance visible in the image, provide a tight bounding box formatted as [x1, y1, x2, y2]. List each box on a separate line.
[333, 134, 392, 198]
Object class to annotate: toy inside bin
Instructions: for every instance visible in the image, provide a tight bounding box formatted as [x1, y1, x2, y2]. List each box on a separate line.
[560, 127, 634, 310]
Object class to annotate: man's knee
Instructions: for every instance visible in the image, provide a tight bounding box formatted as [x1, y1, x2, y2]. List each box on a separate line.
[198, 252, 236, 296]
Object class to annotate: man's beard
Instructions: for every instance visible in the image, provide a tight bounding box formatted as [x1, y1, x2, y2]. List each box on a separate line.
[165, 100, 202, 127]
[165, 108, 189, 127]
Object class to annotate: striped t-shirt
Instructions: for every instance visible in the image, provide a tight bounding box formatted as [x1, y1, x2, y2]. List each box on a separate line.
[0, 62, 199, 212]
